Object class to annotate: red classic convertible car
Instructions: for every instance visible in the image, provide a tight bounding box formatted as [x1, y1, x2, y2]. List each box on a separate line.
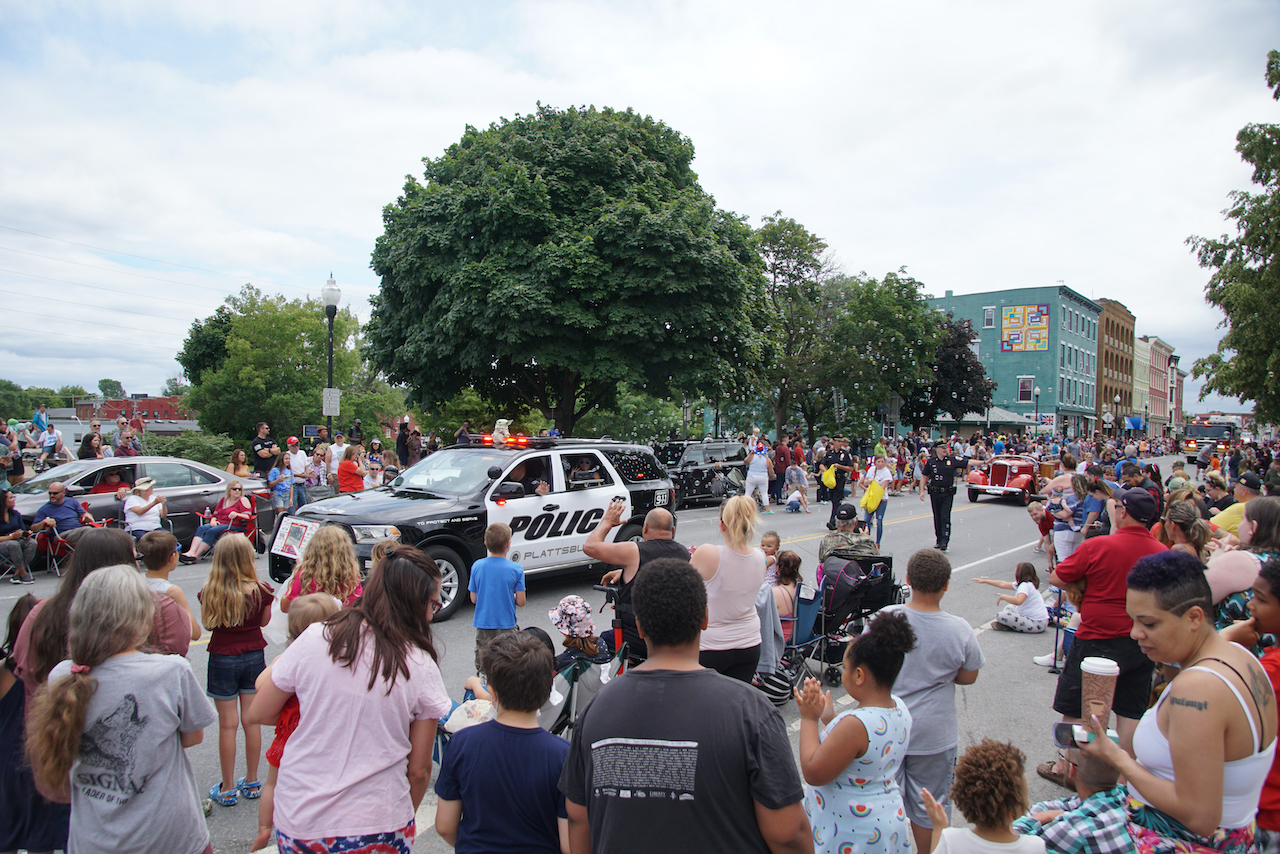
[966, 454, 1040, 505]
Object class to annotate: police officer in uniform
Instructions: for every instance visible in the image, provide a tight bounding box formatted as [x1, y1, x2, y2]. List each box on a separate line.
[918, 440, 968, 550]
[820, 434, 856, 531]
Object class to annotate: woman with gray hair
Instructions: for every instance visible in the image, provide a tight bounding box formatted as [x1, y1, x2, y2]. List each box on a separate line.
[26, 564, 216, 854]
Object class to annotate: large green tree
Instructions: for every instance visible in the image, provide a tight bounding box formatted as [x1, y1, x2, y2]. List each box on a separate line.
[755, 212, 829, 437]
[366, 104, 766, 435]
[183, 286, 404, 444]
[177, 303, 234, 386]
[900, 312, 995, 431]
[1188, 50, 1280, 423]
[826, 271, 941, 430]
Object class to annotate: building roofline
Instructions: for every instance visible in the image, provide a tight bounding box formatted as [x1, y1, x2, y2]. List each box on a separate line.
[929, 285, 1102, 313]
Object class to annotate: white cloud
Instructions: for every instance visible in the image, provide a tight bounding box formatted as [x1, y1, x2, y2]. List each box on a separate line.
[0, 0, 1275, 417]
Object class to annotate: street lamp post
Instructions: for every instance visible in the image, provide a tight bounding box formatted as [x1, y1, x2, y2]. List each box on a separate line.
[1034, 386, 1041, 436]
[1114, 394, 1121, 439]
[321, 275, 342, 438]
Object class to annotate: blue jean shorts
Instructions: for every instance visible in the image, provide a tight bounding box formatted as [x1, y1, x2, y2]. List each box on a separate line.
[207, 649, 266, 700]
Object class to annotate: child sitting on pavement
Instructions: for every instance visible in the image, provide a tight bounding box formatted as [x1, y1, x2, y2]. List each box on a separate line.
[973, 562, 1050, 633]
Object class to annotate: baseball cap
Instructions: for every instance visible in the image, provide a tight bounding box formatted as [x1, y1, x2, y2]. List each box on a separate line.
[1120, 490, 1157, 524]
[1239, 472, 1262, 492]
[287, 436, 299, 445]
[835, 503, 859, 521]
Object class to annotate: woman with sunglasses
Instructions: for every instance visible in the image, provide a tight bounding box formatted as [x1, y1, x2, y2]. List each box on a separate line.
[246, 546, 451, 853]
[180, 480, 254, 564]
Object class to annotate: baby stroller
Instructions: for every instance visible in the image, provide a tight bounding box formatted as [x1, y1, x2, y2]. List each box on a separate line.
[784, 551, 908, 687]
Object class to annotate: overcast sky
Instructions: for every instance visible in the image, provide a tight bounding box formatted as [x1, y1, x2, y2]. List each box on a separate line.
[1, 0, 1275, 415]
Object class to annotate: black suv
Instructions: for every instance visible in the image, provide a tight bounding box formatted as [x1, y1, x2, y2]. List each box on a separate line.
[669, 439, 748, 508]
[268, 438, 674, 620]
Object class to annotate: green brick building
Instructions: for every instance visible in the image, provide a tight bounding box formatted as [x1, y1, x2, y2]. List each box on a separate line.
[927, 285, 1101, 439]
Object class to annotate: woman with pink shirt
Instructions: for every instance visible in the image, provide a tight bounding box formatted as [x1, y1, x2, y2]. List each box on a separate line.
[245, 546, 451, 853]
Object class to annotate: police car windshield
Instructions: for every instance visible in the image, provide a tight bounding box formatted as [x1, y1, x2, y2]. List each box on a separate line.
[397, 447, 519, 497]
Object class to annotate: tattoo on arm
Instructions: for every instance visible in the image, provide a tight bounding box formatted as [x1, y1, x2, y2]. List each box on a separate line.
[1169, 696, 1208, 711]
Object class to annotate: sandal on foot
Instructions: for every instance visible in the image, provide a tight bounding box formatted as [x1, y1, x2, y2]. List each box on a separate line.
[237, 777, 262, 799]
[209, 782, 239, 807]
[1035, 760, 1075, 790]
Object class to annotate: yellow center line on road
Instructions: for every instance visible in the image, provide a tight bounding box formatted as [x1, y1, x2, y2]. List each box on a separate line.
[779, 501, 998, 546]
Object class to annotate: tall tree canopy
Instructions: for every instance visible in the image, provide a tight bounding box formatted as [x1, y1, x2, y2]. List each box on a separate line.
[755, 213, 829, 437]
[1189, 50, 1280, 423]
[901, 312, 996, 430]
[183, 286, 403, 443]
[366, 104, 765, 435]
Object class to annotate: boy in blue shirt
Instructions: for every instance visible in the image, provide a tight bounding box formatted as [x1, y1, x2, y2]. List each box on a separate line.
[435, 631, 569, 853]
[469, 522, 526, 674]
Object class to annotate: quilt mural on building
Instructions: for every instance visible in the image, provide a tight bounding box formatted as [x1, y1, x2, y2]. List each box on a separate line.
[1000, 304, 1050, 352]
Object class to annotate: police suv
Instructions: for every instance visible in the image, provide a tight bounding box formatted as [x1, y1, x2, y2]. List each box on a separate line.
[268, 436, 674, 620]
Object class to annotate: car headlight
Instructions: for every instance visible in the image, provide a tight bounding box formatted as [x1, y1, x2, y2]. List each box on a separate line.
[351, 525, 401, 544]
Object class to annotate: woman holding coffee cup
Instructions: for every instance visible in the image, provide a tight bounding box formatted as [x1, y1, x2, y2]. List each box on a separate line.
[1080, 551, 1276, 853]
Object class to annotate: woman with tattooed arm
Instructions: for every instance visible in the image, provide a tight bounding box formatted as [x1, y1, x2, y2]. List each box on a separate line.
[1080, 551, 1276, 854]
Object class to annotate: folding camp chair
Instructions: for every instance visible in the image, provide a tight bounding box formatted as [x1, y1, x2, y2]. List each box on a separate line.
[779, 576, 827, 688]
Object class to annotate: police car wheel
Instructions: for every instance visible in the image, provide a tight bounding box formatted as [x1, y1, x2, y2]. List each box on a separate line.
[425, 545, 468, 623]
[615, 523, 643, 545]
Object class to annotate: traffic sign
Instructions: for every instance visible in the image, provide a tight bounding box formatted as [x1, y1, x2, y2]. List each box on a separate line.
[322, 388, 341, 417]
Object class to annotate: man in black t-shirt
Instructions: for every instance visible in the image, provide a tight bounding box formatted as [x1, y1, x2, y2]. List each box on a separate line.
[559, 558, 808, 854]
[819, 434, 855, 531]
[251, 421, 278, 478]
[585, 499, 688, 662]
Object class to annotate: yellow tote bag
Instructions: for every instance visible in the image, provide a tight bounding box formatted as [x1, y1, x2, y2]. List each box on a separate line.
[860, 478, 885, 512]
[822, 466, 837, 489]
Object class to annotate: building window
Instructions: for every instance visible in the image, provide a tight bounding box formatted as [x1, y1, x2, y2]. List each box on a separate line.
[1061, 344, 1066, 367]
[982, 307, 995, 328]
[1061, 306, 1068, 328]
[1018, 376, 1035, 403]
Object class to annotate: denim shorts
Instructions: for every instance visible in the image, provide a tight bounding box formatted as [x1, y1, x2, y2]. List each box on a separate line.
[207, 649, 266, 700]
[271, 493, 289, 509]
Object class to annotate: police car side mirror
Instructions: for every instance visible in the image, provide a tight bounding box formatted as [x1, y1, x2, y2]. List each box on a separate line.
[392, 476, 404, 487]
[487, 466, 504, 480]
[495, 482, 524, 500]
[64, 484, 87, 497]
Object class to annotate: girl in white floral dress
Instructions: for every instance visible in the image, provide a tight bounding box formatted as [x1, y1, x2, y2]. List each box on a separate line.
[796, 611, 916, 854]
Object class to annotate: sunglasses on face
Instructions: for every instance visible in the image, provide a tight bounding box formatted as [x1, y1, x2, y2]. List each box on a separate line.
[231, 487, 243, 491]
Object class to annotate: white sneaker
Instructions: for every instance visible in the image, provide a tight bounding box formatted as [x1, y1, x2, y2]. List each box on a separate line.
[1033, 653, 1064, 668]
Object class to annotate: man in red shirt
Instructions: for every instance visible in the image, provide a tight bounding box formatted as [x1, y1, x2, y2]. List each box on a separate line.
[1039, 490, 1167, 789]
